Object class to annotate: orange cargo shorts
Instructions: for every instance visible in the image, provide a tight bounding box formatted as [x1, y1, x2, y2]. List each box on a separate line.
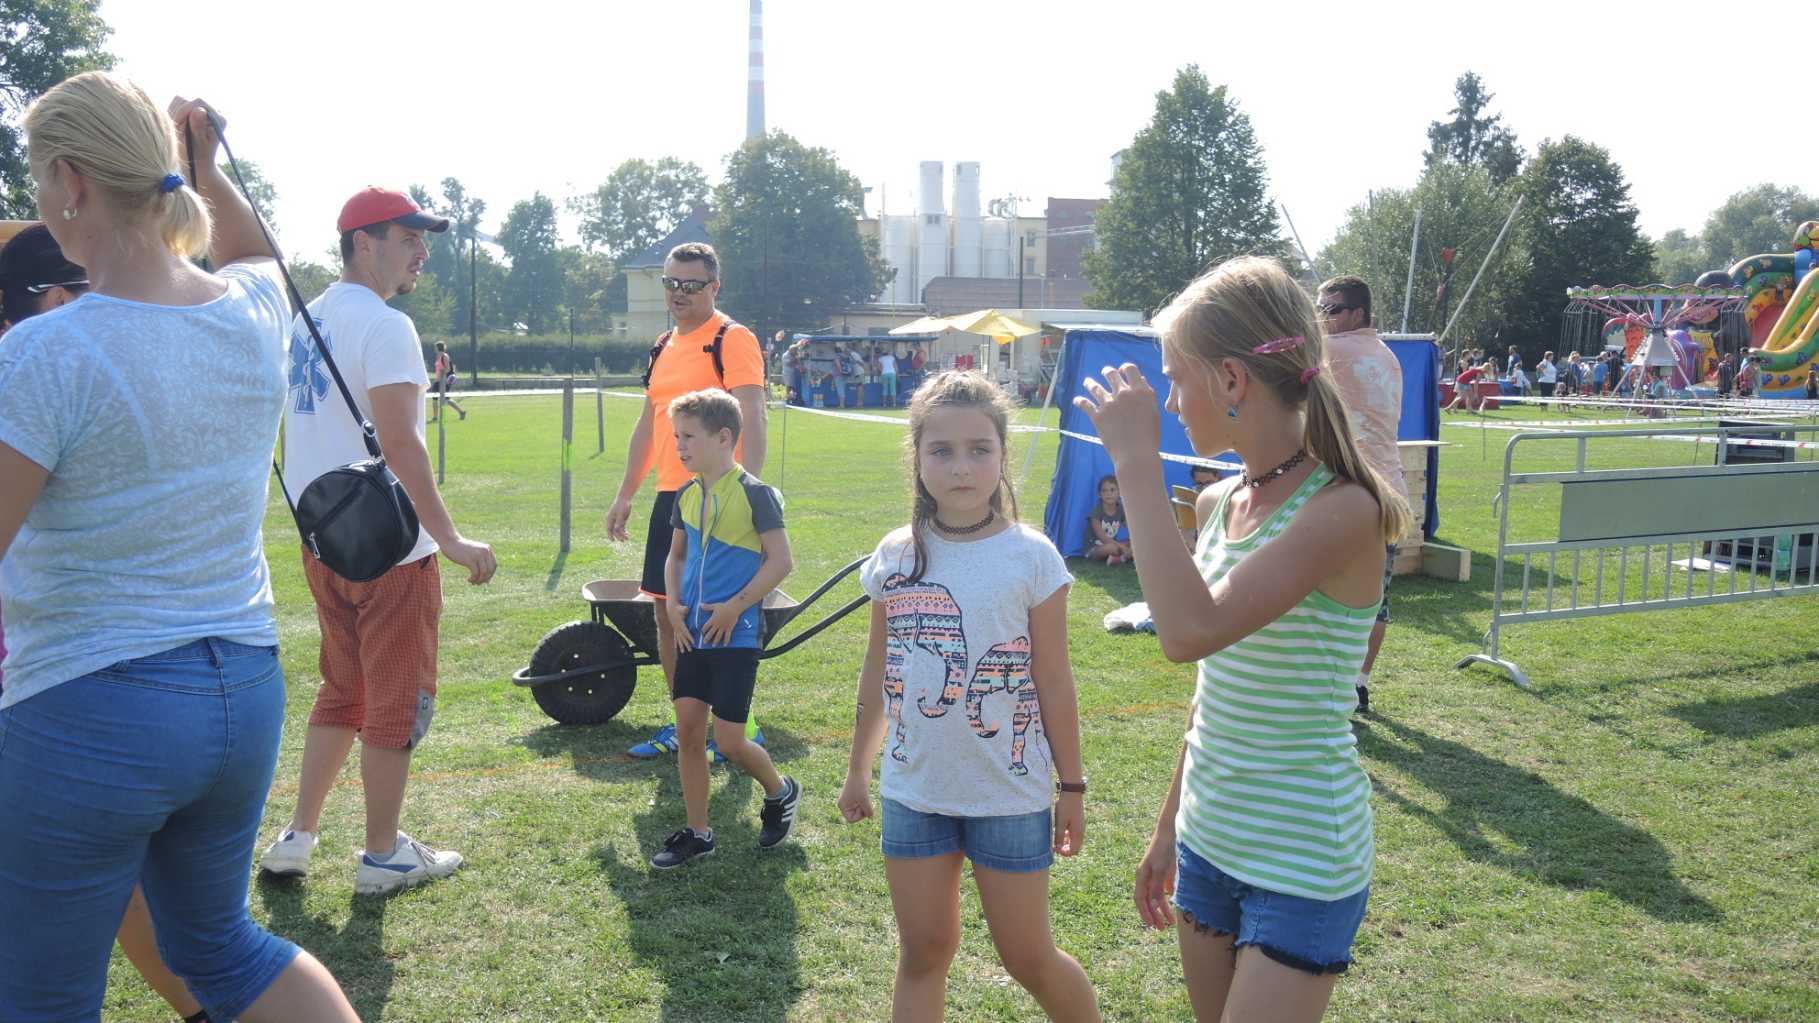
[301, 549, 443, 749]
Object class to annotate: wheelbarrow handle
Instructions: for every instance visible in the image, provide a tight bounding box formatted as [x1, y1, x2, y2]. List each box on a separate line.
[511, 653, 656, 687]
[766, 555, 870, 634]
[761, 593, 870, 660]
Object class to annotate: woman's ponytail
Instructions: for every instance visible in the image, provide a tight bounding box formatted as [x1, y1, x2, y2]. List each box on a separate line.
[157, 183, 212, 259]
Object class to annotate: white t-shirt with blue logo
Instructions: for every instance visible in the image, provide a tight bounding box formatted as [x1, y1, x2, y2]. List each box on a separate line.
[0, 263, 289, 707]
[281, 282, 436, 566]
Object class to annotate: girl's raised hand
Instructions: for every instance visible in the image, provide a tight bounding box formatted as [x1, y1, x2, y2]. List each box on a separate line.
[1074, 363, 1162, 466]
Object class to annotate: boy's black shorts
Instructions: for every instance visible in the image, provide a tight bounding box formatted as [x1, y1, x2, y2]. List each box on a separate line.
[673, 647, 760, 724]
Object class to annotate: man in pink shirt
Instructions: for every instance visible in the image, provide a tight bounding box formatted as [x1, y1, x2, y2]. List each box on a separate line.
[1319, 276, 1409, 714]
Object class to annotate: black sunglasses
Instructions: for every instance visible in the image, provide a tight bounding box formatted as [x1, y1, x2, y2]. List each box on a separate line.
[660, 276, 715, 295]
[24, 278, 89, 295]
[1317, 302, 1356, 316]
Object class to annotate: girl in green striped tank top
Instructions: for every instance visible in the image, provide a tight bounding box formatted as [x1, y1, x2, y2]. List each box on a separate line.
[1076, 257, 1410, 1022]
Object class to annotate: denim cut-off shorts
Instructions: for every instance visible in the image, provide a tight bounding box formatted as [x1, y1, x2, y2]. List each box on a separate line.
[1173, 841, 1368, 975]
[880, 798, 1053, 873]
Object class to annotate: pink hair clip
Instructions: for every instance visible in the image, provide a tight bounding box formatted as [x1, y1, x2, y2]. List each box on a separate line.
[1252, 335, 1305, 354]
[1299, 366, 1321, 385]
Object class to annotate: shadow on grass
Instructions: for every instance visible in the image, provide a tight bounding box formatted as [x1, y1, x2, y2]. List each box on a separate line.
[1069, 557, 1146, 607]
[1667, 678, 1819, 739]
[1359, 715, 1721, 924]
[257, 882, 393, 1018]
[594, 769, 809, 1022]
[544, 549, 569, 593]
[517, 718, 812, 784]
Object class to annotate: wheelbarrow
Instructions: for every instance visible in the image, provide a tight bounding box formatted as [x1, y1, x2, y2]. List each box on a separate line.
[511, 556, 871, 725]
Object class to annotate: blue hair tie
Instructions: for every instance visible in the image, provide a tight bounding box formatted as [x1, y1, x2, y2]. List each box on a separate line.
[159, 173, 184, 194]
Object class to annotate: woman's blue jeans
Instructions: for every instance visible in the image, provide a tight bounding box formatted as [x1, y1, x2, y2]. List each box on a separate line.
[0, 638, 299, 1021]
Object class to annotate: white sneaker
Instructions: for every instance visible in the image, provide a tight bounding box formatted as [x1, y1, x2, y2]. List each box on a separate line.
[258, 829, 318, 879]
[355, 832, 464, 896]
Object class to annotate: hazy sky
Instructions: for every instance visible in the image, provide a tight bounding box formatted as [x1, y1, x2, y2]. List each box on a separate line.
[104, 0, 1803, 268]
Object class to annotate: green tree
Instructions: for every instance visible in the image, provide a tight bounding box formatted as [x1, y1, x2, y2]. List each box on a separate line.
[568, 157, 708, 263]
[559, 246, 615, 333]
[416, 178, 488, 335]
[1318, 162, 1520, 342]
[1083, 66, 1285, 315]
[1424, 71, 1523, 186]
[1698, 183, 1819, 268]
[711, 132, 890, 335]
[286, 255, 338, 306]
[225, 157, 277, 225]
[499, 191, 562, 334]
[1652, 228, 1708, 284]
[0, 0, 114, 216]
[1504, 136, 1654, 353]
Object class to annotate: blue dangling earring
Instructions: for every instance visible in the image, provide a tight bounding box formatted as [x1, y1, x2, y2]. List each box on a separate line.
[1226, 405, 1238, 420]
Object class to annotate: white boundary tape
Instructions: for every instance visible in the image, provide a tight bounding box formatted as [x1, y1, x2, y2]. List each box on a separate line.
[782, 401, 1245, 471]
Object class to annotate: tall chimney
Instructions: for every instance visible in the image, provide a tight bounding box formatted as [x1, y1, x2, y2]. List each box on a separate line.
[746, 0, 765, 139]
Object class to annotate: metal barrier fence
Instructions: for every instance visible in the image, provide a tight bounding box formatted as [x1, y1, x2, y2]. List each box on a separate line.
[1457, 423, 1819, 686]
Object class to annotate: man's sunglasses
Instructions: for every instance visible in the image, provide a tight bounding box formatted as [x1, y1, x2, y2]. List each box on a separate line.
[1317, 302, 1356, 316]
[660, 276, 715, 295]
[24, 278, 89, 295]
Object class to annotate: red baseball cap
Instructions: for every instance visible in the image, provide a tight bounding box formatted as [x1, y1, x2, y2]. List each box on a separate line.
[336, 187, 450, 234]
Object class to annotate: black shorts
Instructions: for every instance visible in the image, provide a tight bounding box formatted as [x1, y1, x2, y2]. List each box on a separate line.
[640, 490, 679, 597]
[672, 647, 760, 723]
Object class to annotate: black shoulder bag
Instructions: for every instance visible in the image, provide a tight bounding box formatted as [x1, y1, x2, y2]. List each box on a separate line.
[203, 117, 420, 583]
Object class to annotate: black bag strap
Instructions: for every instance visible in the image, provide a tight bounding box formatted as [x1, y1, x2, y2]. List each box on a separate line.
[641, 320, 737, 391]
[203, 112, 382, 463]
[191, 112, 383, 537]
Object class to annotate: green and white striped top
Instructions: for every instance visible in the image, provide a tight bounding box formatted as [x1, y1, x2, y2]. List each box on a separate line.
[1176, 465, 1378, 901]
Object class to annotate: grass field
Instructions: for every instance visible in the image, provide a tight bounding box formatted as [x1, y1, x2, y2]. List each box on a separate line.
[100, 394, 1819, 1022]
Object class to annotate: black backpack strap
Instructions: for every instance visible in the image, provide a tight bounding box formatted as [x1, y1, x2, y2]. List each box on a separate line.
[708, 321, 733, 388]
[641, 330, 673, 390]
[646, 320, 740, 391]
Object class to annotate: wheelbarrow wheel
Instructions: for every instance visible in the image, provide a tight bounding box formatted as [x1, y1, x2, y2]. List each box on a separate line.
[527, 621, 636, 725]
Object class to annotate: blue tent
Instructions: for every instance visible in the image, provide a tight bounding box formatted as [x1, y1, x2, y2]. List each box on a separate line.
[1041, 329, 1441, 557]
[1042, 330, 1203, 557]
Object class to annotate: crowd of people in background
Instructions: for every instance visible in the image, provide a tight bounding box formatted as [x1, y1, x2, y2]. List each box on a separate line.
[777, 335, 929, 408]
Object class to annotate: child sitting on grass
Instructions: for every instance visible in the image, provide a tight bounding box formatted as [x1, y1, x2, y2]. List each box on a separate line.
[1085, 474, 1133, 565]
[652, 389, 802, 869]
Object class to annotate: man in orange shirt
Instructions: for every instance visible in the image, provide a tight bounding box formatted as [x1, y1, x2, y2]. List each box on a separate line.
[606, 243, 769, 757]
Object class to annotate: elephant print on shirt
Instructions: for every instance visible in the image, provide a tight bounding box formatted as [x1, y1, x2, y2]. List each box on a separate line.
[880, 573, 970, 762]
[966, 636, 1044, 776]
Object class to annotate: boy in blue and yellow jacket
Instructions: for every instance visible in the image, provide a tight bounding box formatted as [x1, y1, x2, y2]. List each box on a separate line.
[653, 389, 800, 869]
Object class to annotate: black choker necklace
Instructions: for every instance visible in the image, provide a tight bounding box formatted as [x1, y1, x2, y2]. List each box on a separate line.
[1241, 449, 1307, 489]
[934, 509, 996, 535]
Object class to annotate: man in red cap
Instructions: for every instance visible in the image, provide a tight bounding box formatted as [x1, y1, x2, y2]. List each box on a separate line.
[260, 187, 498, 896]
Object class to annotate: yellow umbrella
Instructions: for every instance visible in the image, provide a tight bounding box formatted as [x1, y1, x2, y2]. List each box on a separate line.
[938, 309, 1042, 344]
[888, 314, 959, 336]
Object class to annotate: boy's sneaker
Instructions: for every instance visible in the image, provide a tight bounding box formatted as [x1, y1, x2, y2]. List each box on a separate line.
[758, 776, 802, 850]
[257, 828, 318, 879]
[629, 723, 679, 758]
[706, 727, 765, 765]
[355, 832, 465, 896]
[651, 827, 716, 870]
